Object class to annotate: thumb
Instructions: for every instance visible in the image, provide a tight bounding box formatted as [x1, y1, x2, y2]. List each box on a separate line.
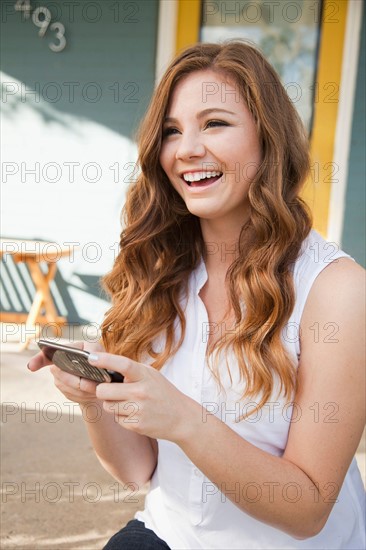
[28, 340, 84, 372]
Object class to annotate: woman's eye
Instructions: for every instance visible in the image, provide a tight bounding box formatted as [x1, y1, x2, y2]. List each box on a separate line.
[162, 127, 180, 138]
[205, 120, 229, 129]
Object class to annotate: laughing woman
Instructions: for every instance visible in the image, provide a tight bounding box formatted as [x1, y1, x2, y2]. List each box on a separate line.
[29, 41, 365, 549]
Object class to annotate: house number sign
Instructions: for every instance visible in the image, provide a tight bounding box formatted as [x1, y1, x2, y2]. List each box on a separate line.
[14, 0, 67, 52]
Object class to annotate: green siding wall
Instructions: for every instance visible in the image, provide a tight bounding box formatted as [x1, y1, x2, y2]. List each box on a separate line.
[1, 0, 159, 137]
[341, 9, 365, 267]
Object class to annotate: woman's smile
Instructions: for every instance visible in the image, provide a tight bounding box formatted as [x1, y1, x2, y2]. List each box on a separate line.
[181, 169, 223, 190]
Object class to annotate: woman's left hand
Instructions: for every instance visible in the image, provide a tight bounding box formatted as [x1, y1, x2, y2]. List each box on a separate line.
[89, 352, 198, 443]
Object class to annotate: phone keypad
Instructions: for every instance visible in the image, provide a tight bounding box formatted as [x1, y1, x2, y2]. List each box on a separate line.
[53, 351, 109, 382]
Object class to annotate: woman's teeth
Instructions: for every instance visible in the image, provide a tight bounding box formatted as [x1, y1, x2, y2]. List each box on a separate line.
[183, 171, 222, 186]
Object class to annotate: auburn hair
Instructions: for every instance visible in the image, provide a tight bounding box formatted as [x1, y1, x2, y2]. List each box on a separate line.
[101, 41, 312, 412]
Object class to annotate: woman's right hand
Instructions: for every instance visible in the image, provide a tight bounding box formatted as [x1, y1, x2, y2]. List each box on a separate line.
[27, 341, 104, 405]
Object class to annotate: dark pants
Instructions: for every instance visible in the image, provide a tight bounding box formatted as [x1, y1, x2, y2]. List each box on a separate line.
[103, 519, 172, 550]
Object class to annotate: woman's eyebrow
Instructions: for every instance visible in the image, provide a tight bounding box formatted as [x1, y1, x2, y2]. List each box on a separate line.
[197, 108, 236, 118]
[164, 108, 236, 123]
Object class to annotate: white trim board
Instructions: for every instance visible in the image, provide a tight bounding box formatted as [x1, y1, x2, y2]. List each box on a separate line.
[155, 0, 178, 85]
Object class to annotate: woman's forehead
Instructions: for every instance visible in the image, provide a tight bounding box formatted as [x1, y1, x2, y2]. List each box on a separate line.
[167, 69, 242, 110]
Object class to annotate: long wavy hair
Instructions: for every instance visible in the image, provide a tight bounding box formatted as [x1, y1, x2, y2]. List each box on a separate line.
[101, 41, 312, 411]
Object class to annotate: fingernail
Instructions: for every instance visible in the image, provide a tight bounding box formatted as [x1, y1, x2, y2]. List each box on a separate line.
[27, 363, 31, 370]
[88, 354, 99, 363]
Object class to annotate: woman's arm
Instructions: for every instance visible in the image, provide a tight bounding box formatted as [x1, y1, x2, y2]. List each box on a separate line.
[28, 343, 158, 487]
[79, 399, 158, 487]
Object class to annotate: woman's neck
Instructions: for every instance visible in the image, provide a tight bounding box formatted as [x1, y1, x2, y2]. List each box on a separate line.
[200, 217, 243, 274]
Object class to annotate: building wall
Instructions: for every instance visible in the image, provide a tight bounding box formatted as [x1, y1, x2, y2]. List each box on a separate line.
[1, 0, 159, 324]
[1, 0, 364, 330]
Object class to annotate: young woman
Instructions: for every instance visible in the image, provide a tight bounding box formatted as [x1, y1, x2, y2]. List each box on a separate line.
[29, 41, 365, 549]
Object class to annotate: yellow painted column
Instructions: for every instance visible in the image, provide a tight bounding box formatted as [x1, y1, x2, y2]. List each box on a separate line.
[176, 0, 201, 53]
[302, 0, 349, 235]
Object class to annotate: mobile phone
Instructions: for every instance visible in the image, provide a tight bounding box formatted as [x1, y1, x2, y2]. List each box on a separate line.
[37, 339, 124, 383]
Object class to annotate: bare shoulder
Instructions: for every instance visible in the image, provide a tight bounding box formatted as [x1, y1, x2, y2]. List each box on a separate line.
[297, 249, 365, 365]
[301, 257, 365, 327]
[316, 256, 364, 280]
[310, 256, 364, 288]
[299, 256, 365, 371]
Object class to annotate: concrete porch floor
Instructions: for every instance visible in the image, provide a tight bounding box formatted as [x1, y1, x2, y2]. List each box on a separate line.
[1, 327, 148, 550]
[1, 325, 365, 549]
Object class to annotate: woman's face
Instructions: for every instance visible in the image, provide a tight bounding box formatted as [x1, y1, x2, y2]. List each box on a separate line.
[159, 69, 262, 226]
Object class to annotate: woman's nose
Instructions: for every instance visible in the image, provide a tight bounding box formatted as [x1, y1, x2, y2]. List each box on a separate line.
[175, 131, 206, 160]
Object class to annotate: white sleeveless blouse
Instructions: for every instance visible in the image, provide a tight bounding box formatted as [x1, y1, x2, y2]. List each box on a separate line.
[136, 230, 365, 549]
